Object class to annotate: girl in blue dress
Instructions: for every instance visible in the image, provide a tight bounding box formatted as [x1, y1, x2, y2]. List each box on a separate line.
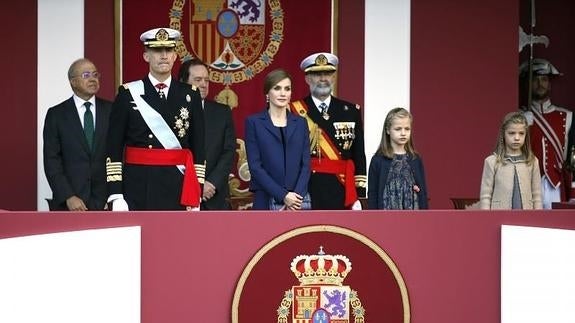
[368, 107, 428, 209]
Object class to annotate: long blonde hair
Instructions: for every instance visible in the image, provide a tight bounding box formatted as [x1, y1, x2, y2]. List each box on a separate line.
[376, 107, 419, 159]
[493, 112, 535, 165]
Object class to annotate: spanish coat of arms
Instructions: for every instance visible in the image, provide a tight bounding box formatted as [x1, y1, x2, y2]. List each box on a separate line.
[277, 247, 366, 323]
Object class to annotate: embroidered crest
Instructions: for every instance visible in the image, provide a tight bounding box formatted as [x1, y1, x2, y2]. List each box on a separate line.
[315, 54, 328, 67]
[169, 0, 284, 86]
[277, 246, 365, 323]
[155, 28, 169, 41]
[174, 107, 190, 138]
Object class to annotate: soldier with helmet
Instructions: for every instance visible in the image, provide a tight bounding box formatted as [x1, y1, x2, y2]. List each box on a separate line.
[106, 27, 205, 211]
[289, 52, 366, 210]
[520, 58, 575, 208]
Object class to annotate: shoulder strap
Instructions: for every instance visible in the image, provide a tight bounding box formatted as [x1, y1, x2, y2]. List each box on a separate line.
[531, 106, 565, 165]
[127, 81, 185, 174]
[291, 100, 341, 160]
[127, 81, 182, 150]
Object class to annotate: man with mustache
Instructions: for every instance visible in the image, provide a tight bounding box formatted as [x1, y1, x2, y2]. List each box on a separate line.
[289, 52, 366, 210]
[520, 58, 575, 208]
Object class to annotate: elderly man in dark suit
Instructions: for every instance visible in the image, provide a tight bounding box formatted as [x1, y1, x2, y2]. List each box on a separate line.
[43, 58, 112, 211]
[178, 58, 236, 210]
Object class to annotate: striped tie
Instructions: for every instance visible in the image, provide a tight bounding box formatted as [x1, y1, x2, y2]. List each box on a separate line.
[319, 102, 329, 120]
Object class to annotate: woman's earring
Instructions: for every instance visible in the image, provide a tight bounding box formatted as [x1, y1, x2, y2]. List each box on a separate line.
[266, 95, 269, 103]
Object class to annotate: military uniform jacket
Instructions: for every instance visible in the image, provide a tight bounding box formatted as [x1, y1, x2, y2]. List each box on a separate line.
[524, 100, 574, 200]
[290, 95, 366, 209]
[106, 76, 205, 210]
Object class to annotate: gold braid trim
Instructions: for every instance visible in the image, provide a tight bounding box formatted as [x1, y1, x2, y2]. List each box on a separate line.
[355, 175, 367, 188]
[106, 158, 123, 182]
[276, 290, 292, 323]
[194, 163, 205, 184]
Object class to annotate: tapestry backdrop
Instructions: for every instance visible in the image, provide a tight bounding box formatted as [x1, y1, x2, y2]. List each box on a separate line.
[121, 0, 332, 201]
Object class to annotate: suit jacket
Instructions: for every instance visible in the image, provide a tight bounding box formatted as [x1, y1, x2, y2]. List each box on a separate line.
[290, 95, 367, 209]
[367, 153, 428, 209]
[106, 76, 205, 210]
[202, 100, 236, 210]
[245, 108, 311, 209]
[43, 96, 112, 210]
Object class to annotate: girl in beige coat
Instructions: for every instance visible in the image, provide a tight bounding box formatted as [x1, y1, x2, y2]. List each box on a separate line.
[480, 112, 542, 209]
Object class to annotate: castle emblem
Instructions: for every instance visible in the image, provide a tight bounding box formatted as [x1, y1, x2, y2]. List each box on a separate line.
[277, 247, 365, 323]
[169, 0, 284, 86]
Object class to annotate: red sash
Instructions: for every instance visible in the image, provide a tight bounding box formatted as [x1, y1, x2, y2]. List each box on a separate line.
[311, 158, 357, 207]
[124, 147, 200, 207]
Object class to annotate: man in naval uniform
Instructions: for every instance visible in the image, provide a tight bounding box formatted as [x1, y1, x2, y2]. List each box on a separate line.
[520, 58, 575, 208]
[106, 27, 205, 211]
[289, 52, 366, 210]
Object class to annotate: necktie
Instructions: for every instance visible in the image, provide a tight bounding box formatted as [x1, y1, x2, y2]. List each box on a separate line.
[83, 102, 94, 150]
[319, 102, 329, 120]
[156, 83, 167, 100]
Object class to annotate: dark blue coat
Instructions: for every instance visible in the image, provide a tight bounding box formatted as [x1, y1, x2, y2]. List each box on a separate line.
[367, 154, 429, 209]
[245, 108, 311, 209]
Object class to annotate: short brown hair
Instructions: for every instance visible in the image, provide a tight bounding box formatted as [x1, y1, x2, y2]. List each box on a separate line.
[263, 69, 292, 95]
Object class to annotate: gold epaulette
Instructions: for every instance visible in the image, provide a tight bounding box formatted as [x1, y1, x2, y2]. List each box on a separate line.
[355, 175, 367, 188]
[106, 158, 123, 182]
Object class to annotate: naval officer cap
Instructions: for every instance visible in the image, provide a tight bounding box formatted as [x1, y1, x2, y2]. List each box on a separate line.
[140, 28, 180, 48]
[300, 52, 339, 73]
[519, 58, 562, 78]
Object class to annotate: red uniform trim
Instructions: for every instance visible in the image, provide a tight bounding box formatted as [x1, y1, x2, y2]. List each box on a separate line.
[311, 158, 357, 207]
[125, 147, 200, 207]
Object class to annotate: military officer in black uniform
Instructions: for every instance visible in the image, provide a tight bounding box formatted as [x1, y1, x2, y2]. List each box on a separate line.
[106, 27, 205, 211]
[289, 52, 366, 210]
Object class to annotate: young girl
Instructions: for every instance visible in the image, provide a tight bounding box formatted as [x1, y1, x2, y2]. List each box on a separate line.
[368, 107, 428, 209]
[479, 112, 542, 209]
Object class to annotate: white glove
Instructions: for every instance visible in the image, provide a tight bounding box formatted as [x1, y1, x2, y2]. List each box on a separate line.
[186, 206, 200, 211]
[111, 197, 130, 211]
[351, 200, 362, 210]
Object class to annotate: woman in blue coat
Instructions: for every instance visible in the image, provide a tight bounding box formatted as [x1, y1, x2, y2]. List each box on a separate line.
[245, 69, 311, 210]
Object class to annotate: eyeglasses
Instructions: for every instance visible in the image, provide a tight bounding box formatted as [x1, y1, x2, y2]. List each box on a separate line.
[74, 71, 100, 79]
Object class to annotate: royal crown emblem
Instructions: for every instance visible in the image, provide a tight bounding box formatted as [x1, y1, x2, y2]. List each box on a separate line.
[155, 28, 169, 41]
[315, 54, 328, 67]
[278, 246, 365, 323]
